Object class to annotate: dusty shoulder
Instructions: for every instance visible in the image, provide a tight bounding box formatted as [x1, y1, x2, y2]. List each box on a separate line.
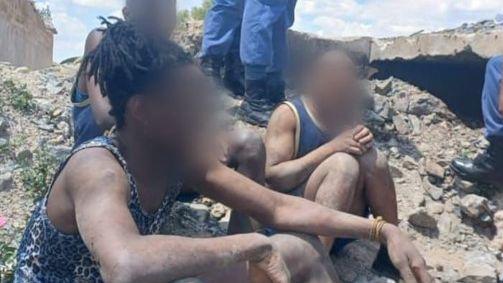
[62, 147, 128, 195]
[268, 103, 297, 131]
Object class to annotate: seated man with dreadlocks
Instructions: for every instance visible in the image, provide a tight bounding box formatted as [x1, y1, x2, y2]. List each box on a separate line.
[16, 20, 431, 283]
[71, 0, 265, 234]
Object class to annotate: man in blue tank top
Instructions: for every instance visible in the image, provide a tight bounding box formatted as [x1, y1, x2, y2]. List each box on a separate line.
[265, 50, 400, 277]
[451, 56, 503, 188]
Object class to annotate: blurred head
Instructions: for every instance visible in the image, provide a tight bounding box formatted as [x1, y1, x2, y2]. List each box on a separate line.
[84, 19, 216, 156]
[124, 0, 177, 38]
[306, 50, 362, 118]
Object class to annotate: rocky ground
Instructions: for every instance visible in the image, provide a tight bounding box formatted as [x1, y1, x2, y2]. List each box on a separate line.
[1, 24, 503, 282]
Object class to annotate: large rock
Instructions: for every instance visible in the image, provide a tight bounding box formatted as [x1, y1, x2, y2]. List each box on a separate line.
[408, 208, 437, 229]
[392, 115, 412, 135]
[161, 202, 226, 238]
[373, 95, 393, 121]
[425, 160, 445, 180]
[374, 78, 393, 96]
[458, 251, 498, 283]
[422, 178, 444, 201]
[437, 212, 461, 237]
[454, 177, 479, 194]
[460, 194, 491, 219]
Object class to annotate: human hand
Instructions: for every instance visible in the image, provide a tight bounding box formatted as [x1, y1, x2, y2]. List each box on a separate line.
[249, 246, 291, 283]
[329, 127, 366, 156]
[353, 125, 374, 150]
[381, 225, 433, 283]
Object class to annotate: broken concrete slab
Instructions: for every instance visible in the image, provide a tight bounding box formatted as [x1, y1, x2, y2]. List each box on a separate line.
[370, 28, 503, 62]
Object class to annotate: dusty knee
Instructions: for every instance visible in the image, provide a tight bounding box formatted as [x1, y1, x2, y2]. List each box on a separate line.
[321, 153, 360, 180]
[229, 129, 265, 163]
[360, 148, 389, 174]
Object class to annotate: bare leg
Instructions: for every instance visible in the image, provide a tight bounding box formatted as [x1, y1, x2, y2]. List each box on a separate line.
[303, 153, 366, 250]
[225, 129, 266, 234]
[359, 148, 398, 225]
[196, 233, 339, 283]
[358, 148, 400, 278]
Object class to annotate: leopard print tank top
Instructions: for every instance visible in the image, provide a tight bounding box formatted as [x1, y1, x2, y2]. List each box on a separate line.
[14, 137, 182, 282]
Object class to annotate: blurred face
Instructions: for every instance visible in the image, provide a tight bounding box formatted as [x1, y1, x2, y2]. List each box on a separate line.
[307, 52, 362, 121]
[124, 0, 177, 38]
[137, 65, 218, 157]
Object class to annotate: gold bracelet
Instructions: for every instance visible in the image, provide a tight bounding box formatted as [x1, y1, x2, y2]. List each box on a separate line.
[370, 217, 386, 242]
[369, 217, 380, 241]
[375, 220, 386, 242]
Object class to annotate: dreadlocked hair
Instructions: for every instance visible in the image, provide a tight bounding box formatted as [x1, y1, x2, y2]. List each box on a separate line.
[81, 17, 193, 128]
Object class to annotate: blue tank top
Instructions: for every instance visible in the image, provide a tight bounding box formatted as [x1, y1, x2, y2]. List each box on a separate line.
[283, 97, 331, 158]
[15, 137, 182, 283]
[72, 89, 104, 147]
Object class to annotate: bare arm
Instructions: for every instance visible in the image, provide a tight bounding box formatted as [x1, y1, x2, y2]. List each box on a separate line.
[204, 163, 376, 239]
[201, 164, 431, 283]
[67, 150, 275, 283]
[81, 30, 115, 131]
[265, 105, 363, 191]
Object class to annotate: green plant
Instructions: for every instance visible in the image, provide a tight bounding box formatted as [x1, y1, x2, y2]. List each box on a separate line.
[2, 80, 34, 113]
[190, 0, 213, 21]
[0, 241, 16, 282]
[177, 9, 191, 27]
[20, 146, 58, 199]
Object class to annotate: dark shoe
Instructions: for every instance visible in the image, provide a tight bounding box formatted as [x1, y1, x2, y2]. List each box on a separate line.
[238, 79, 275, 127]
[201, 56, 223, 83]
[372, 246, 400, 281]
[223, 53, 245, 97]
[451, 141, 503, 187]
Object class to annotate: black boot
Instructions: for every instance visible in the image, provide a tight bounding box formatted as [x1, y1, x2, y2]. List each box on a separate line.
[201, 56, 223, 83]
[451, 137, 503, 188]
[238, 79, 275, 127]
[223, 53, 245, 98]
[267, 73, 286, 105]
[372, 246, 400, 281]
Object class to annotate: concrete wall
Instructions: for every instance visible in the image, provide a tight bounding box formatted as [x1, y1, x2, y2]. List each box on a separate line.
[0, 0, 55, 69]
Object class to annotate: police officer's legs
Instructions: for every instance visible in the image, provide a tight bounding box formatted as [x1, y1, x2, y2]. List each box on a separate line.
[201, 0, 244, 81]
[452, 56, 503, 188]
[239, 0, 288, 126]
[267, 0, 297, 105]
[223, 27, 246, 97]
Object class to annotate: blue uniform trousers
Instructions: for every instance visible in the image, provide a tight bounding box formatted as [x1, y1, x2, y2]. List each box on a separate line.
[482, 56, 503, 138]
[201, 0, 297, 79]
